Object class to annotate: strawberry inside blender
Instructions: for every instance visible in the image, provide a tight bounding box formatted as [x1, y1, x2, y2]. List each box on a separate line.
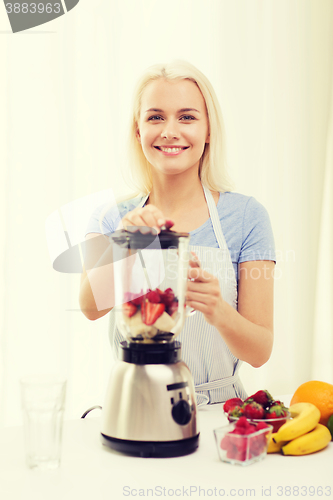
[122, 287, 180, 339]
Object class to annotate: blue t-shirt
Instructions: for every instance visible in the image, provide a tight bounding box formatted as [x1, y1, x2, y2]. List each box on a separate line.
[85, 191, 276, 282]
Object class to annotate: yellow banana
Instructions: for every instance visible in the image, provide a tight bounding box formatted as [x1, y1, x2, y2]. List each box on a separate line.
[273, 402, 320, 443]
[281, 423, 331, 456]
[267, 433, 288, 453]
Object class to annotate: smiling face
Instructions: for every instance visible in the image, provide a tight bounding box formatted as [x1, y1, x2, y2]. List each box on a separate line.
[136, 79, 210, 177]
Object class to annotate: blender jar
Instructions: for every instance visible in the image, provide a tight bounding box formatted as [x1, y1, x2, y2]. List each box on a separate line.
[111, 227, 193, 342]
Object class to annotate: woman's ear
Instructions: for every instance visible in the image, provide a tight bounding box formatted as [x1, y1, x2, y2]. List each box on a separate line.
[136, 128, 141, 144]
[206, 132, 210, 144]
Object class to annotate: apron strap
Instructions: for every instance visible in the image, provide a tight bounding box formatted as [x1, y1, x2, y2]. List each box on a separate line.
[138, 194, 149, 208]
[195, 373, 240, 391]
[195, 374, 240, 408]
[195, 360, 242, 407]
[202, 185, 227, 251]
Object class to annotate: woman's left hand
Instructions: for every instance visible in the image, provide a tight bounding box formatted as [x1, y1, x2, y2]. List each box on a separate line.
[185, 252, 225, 327]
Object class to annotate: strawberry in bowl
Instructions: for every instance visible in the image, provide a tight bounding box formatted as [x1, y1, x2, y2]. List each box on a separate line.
[224, 390, 290, 433]
[243, 402, 265, 420]
[214, 416, 273, 466]
[245, 390, 274, 407]
[223, 398, 243, 414]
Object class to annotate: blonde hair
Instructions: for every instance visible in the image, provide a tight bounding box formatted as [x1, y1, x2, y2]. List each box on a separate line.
[126, 59, 234, 197]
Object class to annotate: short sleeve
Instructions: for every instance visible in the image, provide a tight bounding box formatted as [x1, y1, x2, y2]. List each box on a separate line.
[85, 195, 146, 237]
[85, 203, 122, 236]
[239, 197, 276, 263]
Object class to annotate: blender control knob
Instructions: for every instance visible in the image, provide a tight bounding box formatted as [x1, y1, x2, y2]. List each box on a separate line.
[171, 400, 192, 425]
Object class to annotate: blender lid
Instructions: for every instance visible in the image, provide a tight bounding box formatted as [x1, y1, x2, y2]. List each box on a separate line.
[111, 227, 190, 250]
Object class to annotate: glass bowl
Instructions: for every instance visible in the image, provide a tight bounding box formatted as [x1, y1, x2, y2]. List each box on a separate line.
[227, 411, 290, 434]
[214, 421, 273, 466]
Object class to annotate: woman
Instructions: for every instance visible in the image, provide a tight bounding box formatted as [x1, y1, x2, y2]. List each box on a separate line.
[79, 60, 276, 405]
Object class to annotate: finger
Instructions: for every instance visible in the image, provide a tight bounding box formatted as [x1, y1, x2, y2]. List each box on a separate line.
[189, 258, 201, 268]
[190, 251, 201, 264]
[186, 291, 210, 305]
[185, 297, 208, 313]
[121, 214, 149, 230]
[189, 252, 201, 269]
[142, 205, 167, 228]
[186, 280, 213, 292]
[188, 267, 213, 282]
[123, 209, 159, 232]
[135, 206, 168, 232]
[139, 211, 160, 232]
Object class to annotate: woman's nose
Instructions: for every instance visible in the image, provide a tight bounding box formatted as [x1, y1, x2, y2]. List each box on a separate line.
[161, 121, 180, 140]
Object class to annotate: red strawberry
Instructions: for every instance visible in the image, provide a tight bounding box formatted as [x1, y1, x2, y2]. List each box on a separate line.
[255, 421, 270, 431]
[131, 297, 143, 306]
[220, 434, 231, 450]
[231, 427, 246, 435]
[123, 302, 137, 317]
[235, 449, 247, 461]
[226, 446, 238, 459]
[160, 287, 175, 307]
[270, 400, 288, 410]
[248, 390, 273, 407]
[223, 418, 271, 462]
[141, 301, 165, 326]
[164, 220, 174, 230]
[244, 426, 257, 435]
[167, 299, 179, 316]
[130, 289, 146, 306]
[223, 398, 243, 414]
[235, 416, 251, 429]
[146, 290, 161, 303]
[244, 402, 265, 420]
[265, 404, 288, 419]
[228, 405, 245, 420]
[250, 434, 266, 456]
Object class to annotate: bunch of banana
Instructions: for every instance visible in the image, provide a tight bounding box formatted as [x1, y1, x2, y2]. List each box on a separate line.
[268, 402, 331, 456]
[267, 434, 287, 453]
[281, 424, 331, 456]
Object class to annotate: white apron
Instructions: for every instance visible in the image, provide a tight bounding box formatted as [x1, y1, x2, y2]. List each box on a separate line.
[109, 185, 248, 405]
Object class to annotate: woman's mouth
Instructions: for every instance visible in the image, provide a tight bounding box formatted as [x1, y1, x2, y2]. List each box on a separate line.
[154, 146, 189, 156]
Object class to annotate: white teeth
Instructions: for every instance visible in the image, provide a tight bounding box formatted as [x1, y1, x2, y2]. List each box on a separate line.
[159, 147, 184, 153]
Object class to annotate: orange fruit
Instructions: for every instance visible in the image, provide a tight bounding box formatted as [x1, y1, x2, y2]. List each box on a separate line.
[290, 380, 333, 426]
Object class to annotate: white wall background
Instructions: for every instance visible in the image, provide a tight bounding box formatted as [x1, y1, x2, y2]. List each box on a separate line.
[0, 0, 333, 427]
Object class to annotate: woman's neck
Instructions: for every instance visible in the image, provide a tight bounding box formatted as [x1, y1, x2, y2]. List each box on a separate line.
[147, 175, 206, 219]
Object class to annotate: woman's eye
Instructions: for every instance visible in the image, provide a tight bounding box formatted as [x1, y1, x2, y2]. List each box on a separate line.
[147, 115, 196, 122]
[148, 115, 162, 121]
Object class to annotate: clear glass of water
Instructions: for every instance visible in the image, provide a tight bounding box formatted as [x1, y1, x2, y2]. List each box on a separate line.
[20, 375, 67, 470]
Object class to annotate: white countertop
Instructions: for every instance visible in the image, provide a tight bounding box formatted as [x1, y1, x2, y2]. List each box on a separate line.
[1, 399, 332, 500]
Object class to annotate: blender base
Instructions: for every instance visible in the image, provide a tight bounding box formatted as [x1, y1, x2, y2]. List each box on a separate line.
[101, 433, 199, 458]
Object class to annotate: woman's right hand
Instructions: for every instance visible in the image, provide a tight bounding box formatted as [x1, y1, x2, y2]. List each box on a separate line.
[117, 205, 174, 233]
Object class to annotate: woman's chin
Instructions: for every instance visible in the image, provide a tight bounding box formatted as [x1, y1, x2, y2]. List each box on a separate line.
[151, 163, 199, 177]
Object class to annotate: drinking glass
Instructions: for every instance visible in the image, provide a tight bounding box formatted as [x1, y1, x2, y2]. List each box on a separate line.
[20, 375, 67, 470]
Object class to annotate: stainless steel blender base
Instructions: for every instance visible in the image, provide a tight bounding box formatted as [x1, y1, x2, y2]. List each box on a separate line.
[101, 342, 199, 456]
[101, 433, 199, 458]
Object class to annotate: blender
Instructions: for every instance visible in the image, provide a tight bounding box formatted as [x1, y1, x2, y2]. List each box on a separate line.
[100, 226, 199, 457]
